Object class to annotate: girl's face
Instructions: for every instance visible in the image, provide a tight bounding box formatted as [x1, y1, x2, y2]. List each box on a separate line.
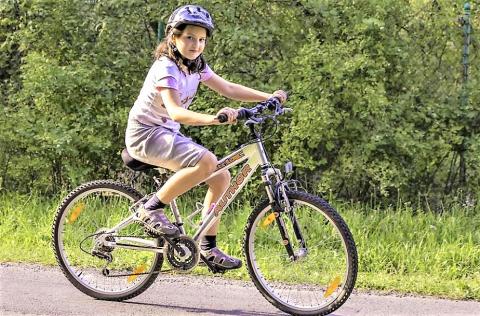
[173, 25, 207, 60]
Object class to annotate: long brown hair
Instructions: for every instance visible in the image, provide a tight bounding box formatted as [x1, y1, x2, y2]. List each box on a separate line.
[154, 24, 207, 74]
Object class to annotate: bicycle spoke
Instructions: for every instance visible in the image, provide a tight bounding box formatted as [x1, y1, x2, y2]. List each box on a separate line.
[245, 191, 357, 315]
[53, 181, 163, 300]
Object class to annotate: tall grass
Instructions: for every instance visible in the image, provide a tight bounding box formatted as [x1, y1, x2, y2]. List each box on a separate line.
[0, 193, 58, 263]
[343, 203, 480, 299]
[0, 191, 479, 300]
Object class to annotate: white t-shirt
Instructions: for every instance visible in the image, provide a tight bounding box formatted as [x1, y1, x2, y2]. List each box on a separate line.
[128, 56, 214, 131]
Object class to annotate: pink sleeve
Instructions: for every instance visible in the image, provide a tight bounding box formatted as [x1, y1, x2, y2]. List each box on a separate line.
[200, 64, 214, 82]
[156, 76, 178, 90]
[153, 59, 180, 90]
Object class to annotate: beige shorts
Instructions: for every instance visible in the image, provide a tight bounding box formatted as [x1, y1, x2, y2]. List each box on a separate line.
[125, 120, 208, 171]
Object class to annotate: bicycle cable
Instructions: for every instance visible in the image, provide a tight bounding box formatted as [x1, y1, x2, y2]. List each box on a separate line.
[77, 231, 167, 278]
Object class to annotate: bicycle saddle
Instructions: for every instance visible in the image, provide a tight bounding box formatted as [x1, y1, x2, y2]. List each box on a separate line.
[121, 148, 157, 171]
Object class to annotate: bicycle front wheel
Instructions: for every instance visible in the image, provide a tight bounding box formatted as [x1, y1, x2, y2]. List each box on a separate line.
[52, 180, 163, 301]
[244, 191, 357, 316]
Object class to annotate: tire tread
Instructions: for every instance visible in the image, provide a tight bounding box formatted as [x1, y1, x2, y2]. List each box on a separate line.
[243, 190, 358, 316]
[52, 180, 162, 301]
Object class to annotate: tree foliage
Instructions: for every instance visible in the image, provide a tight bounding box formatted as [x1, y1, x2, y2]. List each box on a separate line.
[0, 0, 478, 205]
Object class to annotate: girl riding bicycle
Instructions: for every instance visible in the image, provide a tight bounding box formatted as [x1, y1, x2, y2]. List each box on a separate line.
[125, 4, 287, 271]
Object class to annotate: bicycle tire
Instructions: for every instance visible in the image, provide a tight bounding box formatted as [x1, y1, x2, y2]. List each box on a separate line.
[244, 190, 357, 316]
[52, 180, 163, 301]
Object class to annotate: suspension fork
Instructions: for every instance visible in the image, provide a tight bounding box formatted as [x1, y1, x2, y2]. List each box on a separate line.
[278, 180, 306, 247]
[277, 185, 307, 259]
[273, 209, 295, 259]
[263, 167, 306, 260]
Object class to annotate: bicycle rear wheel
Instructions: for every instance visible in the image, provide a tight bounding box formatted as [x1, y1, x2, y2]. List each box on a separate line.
[52, 180, 163, 301]
[244, 191, 357, 316]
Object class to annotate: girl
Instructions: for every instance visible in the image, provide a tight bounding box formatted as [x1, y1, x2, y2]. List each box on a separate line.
[125, 4, 287, 270]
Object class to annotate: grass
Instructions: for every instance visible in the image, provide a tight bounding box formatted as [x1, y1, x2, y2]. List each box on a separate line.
[345, 205, 480, 299]
[1, 190, 479, 300]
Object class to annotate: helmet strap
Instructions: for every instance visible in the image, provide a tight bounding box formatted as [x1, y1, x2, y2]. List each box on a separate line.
[169, 42, 201, 73]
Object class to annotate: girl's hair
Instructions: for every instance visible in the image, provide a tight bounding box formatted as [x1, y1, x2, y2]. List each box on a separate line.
[154, 24, 207, 74]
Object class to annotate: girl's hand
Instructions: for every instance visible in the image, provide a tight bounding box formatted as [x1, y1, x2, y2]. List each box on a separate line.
[272, 90, 288, 103]
[216, 107, 238, 124]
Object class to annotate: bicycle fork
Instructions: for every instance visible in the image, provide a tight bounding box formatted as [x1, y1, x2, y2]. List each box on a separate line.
[263, 167, 307, 261]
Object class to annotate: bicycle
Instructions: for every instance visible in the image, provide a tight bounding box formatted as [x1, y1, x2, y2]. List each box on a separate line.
[52, 97, 358, 316]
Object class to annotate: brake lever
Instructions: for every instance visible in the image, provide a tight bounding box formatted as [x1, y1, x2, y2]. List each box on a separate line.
[245, 116, 264, 126]
[274, 104, 284, 116]
[274, 105, 293, 116]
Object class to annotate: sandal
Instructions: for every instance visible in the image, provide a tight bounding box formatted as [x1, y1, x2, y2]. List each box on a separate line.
[136, 206, 180, 237]
[201, 247, 242, 270]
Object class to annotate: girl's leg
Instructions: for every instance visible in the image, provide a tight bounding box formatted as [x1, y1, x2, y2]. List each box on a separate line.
[201, 170, 231, 235]
[197, 165, 242, 270]
[155, 152, 219, 203]
[157, 151, 230, 234]
[148, 150, 241, 269]
[138, 152, 219, 236]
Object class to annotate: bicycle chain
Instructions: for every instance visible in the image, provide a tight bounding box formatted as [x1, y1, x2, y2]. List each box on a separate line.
[79, 231, 166, 278]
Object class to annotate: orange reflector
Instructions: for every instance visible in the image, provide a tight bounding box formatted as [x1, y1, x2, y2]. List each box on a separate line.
[127, 264, 146, 283]
[68, 203, 85, 224]
[324, 276, 341, 298]
[261, 213, 276, 228]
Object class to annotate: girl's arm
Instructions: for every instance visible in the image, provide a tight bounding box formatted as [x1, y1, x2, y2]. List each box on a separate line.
[159, 87, 221, 126]
[203, 73, 274, 102]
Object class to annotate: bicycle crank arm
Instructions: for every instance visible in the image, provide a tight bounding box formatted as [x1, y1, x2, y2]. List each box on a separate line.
[163, 236, 187, 257]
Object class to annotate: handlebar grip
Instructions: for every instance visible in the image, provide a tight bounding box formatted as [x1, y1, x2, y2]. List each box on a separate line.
[267, 97, 281, 110]
[217, 113, 228, 123]
[237, 108, 251, 120]
[218, 108, 252, 123]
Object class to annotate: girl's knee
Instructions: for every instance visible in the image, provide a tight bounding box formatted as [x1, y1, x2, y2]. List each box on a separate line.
[197, 152, 218, 175]
[219, 170, 231, 185]
[206, 170, 230, 190]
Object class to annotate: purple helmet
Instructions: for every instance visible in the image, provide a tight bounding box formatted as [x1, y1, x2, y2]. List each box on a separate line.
[166, 5, 214, 36]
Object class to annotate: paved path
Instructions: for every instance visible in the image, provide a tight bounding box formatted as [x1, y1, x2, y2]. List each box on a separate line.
[1, 263, 479, 315]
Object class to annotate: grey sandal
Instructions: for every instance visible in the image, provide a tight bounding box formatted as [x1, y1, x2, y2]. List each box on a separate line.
[136, 207, 180, 237]
[201, 247, 242, 270]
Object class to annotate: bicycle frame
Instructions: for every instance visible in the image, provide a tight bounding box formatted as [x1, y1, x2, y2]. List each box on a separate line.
[191, 139, 272, 240]
[105, 137, 281, 252]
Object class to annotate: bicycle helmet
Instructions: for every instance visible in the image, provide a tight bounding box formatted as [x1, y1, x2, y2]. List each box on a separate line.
[165, 5, 214, 36]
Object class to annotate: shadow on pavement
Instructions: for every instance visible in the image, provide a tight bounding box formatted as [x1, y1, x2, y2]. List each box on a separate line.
[122, 300, 288, 316]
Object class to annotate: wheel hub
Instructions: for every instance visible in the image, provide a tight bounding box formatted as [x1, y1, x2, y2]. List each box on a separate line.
[91, 228, 115, 261]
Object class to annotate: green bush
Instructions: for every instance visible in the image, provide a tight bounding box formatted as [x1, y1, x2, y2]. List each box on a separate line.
[0, 0, 478, 204]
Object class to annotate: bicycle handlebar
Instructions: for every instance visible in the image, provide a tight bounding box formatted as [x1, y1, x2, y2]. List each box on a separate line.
[217, 97, 285, 123]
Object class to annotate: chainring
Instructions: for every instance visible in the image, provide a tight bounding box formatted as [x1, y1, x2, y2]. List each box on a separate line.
[165, 235, 200, 273]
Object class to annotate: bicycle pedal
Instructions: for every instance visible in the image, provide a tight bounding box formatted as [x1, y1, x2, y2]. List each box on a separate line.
[201, 260, 226, 274]
[143, 225, 178, 238]
[135, 215, 181, 238]
[212, 267, 227, 274]
[136, 220, 163, 237]
[143, 227, 159, 238]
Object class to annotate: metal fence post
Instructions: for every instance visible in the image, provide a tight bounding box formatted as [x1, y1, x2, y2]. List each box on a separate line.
[460, 2, 472, 107]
